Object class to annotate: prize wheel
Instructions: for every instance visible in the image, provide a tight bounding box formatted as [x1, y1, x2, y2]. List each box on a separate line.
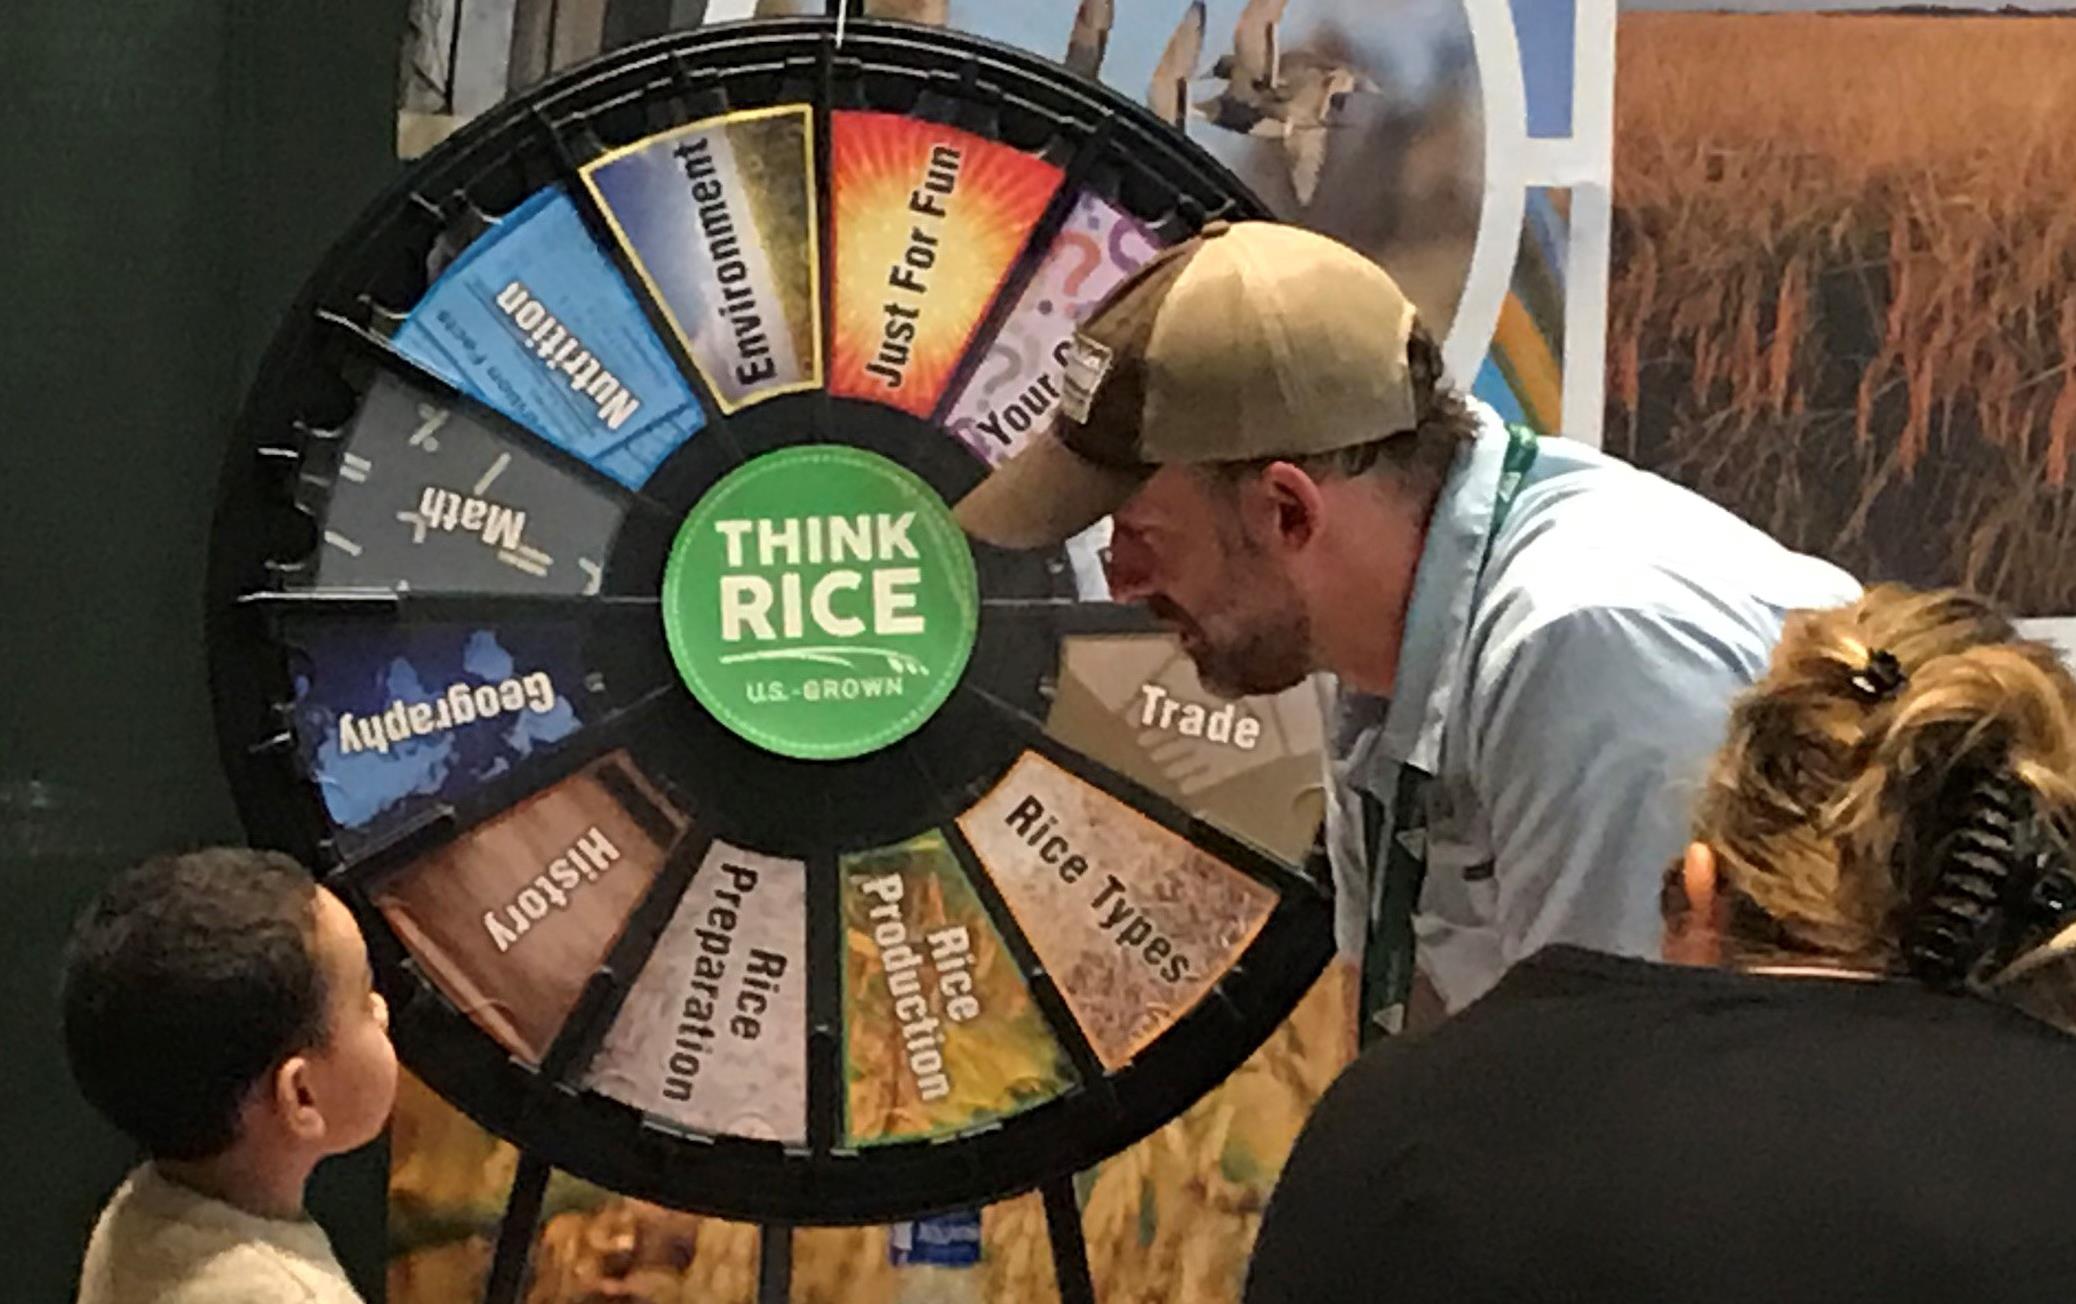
[207, 15, 1334, 1245]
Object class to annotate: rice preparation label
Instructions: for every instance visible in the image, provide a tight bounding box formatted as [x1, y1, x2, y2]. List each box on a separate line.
[585, 842, 809, 1143]
[661, 445, 978, 760]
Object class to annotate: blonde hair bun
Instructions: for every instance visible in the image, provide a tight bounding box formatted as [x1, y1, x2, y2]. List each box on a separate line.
[1693, 585, 2076, 979]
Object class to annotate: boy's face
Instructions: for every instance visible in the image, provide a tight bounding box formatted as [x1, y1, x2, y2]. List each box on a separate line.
[301, 887, 397, 1154]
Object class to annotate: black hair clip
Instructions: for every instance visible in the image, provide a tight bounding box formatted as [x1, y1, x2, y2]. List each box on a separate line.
[1905, 771, 2023, 988]
[1905, 770, 2076, 989]
[1848, 649, 1907, 704]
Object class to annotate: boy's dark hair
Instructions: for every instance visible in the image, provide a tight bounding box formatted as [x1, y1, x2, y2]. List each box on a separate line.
[61, 848, 328, 1160]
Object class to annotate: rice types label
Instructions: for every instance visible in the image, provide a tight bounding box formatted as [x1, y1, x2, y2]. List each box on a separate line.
[957, 753, 1277, 1069]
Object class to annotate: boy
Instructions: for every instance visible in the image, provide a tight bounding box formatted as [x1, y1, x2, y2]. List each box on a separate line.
[62, 848, 397, 1303]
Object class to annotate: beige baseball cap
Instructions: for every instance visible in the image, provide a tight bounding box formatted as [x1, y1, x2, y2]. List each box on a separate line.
[953, 219, 1420, 549]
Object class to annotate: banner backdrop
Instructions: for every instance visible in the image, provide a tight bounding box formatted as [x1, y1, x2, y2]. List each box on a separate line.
[371, 3, 1612, 1301]
[379, 3, 2076, 1300]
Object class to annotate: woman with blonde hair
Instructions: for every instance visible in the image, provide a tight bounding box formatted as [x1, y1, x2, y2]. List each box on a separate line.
[1248, 585, 2076, 1304]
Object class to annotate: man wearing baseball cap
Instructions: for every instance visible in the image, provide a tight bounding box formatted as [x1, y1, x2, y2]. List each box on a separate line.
[955, 220, 1859, 1039]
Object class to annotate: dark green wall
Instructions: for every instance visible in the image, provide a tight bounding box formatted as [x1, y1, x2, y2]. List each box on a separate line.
[1, 3, 403, 1299]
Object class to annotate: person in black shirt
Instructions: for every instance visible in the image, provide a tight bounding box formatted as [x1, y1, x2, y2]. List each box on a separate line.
[1246, 585, 2076, 1304]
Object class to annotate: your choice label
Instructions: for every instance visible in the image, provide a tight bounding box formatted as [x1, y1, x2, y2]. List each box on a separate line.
[661, 446, 978, 761]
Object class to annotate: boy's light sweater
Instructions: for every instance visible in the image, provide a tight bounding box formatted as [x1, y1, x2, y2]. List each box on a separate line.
[77, 1165, 363, 1304]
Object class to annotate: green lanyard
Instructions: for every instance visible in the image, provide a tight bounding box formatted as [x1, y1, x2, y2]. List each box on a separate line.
[1357, 424, 1540, 1044]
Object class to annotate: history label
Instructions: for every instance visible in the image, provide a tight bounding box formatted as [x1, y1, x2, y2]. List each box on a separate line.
[372, 754, 683, 1063]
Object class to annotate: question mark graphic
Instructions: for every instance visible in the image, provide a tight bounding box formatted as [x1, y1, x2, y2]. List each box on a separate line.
[979, 341, 1022, 396]
[1109, 219, 1158, 275]
[947, 415, 994, 463]
[1051, 232, 1105, 304]
[948, 343, 1028, 459]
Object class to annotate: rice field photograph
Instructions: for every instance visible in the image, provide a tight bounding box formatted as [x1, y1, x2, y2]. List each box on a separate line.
[1608, 2, 2076, 616]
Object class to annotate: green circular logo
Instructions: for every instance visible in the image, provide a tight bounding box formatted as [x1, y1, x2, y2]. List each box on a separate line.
[662, 445, 980, 761]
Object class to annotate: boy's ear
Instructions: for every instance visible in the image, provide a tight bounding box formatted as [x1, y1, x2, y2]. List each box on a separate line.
[268, 1055, 327, 1145]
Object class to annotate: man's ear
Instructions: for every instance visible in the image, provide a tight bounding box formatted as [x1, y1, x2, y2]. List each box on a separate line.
[1253, 461, 1327, 552]
[268, 1054, 327, 1145]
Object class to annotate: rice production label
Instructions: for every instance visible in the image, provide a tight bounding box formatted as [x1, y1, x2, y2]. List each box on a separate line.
[841, 832, 1074, 1143]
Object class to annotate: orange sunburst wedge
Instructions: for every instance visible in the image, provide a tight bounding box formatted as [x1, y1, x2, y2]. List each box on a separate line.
[829, 112, 1063, 417]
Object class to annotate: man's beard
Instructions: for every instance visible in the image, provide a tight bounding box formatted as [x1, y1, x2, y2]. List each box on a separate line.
[1153, 596, 1313, 699]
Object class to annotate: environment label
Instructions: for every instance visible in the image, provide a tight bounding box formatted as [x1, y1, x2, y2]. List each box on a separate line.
[392, 185, 707, 488]
[661, 445, 978, 761]
[371, 753, 683, 1064]
[958, 752, 1278, 1069]
[828, 112, 1063, 416]
[586, 843, 808, 1143]
[841, 832, 1074, 1144]
[316, 374, 621, 595]
[584, 107, 821, 411]
[1046, 636, 1327, 867]
[944, 191, 1164, 464]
